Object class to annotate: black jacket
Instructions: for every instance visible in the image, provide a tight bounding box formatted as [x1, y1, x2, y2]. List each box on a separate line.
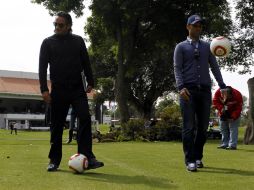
[39, 33, 94, 93]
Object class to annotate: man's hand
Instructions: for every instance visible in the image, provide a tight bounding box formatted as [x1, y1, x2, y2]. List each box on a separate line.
[86, 86, 93, 93]
[220, 90, 228, 102]
[180, 88, 191, 101]
[42, 91, 51, 104]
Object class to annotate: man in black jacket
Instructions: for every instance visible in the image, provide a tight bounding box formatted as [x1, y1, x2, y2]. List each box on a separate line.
[39, 11, 104, 172]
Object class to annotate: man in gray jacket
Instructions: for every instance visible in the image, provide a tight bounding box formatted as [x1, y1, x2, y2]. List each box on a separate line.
[174, 14, 226, 172]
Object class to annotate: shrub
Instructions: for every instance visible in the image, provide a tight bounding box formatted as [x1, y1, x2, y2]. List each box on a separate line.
[152, 103, 182, 141]
[159, 104, 181, 125]
[99, 127, 122, 142]
[119, 117, 182, 142]
[155, 120, 182, 141]
[98, 103, 183, 142]
[121, 119, 145, 141]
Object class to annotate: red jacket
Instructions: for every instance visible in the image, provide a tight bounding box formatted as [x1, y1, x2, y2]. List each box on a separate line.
[213, 87, 243, 120]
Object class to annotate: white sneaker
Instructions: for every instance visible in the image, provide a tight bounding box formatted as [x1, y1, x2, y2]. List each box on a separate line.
[186, 162, 197, 172]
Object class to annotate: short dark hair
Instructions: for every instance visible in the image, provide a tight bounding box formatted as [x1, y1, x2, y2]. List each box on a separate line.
[56, 11, 72, 26]
[226, 86, 233, 95]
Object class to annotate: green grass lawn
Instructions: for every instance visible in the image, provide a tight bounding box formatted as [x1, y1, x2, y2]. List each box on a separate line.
[0, 127, 253, 190]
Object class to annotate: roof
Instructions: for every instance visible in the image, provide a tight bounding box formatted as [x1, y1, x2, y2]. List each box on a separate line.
[0, 77, 43, 95]
[0, 77, 95, 100]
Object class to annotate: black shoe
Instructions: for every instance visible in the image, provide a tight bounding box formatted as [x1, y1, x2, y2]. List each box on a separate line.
[47, 163, 58, 172]
[196, 160, 204, 168]
[217, 145, 227, 149]
[226, 146, 237, 150]
[87, 159, 104, 170]
[66, 140, 72, 144]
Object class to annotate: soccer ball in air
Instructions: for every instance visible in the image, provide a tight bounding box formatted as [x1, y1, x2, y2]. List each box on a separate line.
[210, 36, 231, 57]
[68, 153, 88, 173]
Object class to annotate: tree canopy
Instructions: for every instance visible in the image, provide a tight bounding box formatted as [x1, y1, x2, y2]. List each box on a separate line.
[32, 0, 85, 16]
[231, 0, 254, 74]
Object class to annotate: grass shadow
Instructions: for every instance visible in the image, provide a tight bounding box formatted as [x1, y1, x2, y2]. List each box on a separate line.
[200, 166, 254, 176]
[236, 148, 254, 153]
[75, 172, 177, 189]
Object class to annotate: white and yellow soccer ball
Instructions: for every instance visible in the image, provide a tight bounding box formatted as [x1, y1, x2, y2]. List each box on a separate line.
[68, 153, 89, 173]
[210, 36, 231, 57]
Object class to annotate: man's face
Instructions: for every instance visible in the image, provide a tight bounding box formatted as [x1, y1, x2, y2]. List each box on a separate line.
[53, 16, 70, 35]
[186, 22, 203, 39]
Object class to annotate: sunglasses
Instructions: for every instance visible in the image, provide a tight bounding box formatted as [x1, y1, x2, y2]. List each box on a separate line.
[53, 22, 65, 28]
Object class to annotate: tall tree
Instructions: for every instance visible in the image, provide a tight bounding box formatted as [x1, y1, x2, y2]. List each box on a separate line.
[233, 0, 254, 144]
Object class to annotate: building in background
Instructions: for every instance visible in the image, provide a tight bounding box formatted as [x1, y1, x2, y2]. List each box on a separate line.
[0, 70, 94, 130]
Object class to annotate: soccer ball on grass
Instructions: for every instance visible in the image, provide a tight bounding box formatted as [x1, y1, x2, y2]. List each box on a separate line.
[68, 153, 88, 173]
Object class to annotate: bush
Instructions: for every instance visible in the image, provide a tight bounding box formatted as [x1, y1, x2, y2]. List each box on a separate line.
[98, 103, 183, 142]
[121, 119, 145, 141]
[99, 127, 122, 142]
[154, 121, 182, 141]
[159, 104, 181, 125]
[120, 117, 182, 142]
[151, 103, 182, 141]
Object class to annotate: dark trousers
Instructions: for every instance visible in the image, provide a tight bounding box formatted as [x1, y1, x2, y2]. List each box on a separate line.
[68, 109, 77, 141]
[48, 84, 95, 166]
[68, 128, 74, 141]
[11, 127, 17, 135]
[179, 86, 211, 164]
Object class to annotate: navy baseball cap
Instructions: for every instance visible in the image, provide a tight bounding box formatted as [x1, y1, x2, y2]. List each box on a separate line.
[187, 15, 203, 25]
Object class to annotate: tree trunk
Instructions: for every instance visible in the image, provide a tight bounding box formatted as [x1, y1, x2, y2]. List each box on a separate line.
[143, 101, 154, 120]
[115, 24, 130, 123]
[243, 77, 254, 144]
[95, 103, 102, 124]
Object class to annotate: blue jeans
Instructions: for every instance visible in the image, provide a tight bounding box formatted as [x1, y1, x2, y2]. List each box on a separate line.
[180, 86, 211, 164]
[219, 118, 240, 148]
